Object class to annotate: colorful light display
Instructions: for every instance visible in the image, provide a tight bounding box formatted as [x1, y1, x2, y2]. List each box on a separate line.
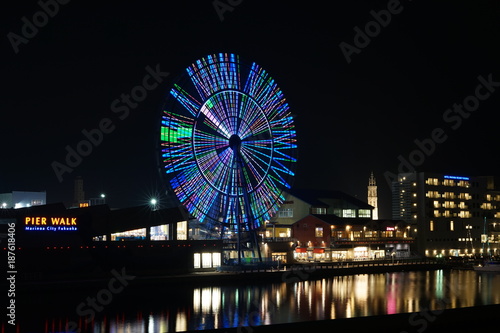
[160, 53, 297, 231]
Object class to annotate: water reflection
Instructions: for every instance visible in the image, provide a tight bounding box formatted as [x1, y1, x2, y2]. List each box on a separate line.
[21, 270, 500, 332]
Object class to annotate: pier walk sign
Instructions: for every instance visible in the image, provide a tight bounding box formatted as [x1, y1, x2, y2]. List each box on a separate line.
[24, 216, 78, 231]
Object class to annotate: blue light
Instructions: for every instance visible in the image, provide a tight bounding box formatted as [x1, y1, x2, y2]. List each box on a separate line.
[444, 175, 470, 181]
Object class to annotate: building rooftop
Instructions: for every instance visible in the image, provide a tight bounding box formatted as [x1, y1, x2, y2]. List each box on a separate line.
[288, 188, 374, 210]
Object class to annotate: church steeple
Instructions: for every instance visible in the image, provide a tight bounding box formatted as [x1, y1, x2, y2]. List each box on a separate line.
[368, 171, 379, 220]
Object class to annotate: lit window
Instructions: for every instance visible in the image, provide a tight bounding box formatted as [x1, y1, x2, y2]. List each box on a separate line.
[315, 227, 324, 237]
[450, 220, 454, 231]
[342, 209, 356, 218]
[278, 207, 293, 218]
[358, 209, 371, 218]
[312, 207, 326, 214]
[459, 211, 471, 218]
[194, 253, 201, 268]
[212, 253, 221, 267]
[443, 179, 454, 186]
[177, 221, 187, 240]
[430, 220, 434, 231]
[111, 228, 146, 241]
[426, 178, 439, 186]
[151, 224, 169, 240]
[202, 253, 212, 268]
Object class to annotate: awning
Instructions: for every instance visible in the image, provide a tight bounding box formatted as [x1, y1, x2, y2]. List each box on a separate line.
[313, 248, 325, 253]
[295, 247, 307, 253]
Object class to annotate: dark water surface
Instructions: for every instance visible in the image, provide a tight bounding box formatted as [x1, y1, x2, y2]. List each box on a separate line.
[13, 269, 500, 332]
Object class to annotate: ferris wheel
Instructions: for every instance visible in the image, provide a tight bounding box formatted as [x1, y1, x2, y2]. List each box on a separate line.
[159, 53, 297, 247]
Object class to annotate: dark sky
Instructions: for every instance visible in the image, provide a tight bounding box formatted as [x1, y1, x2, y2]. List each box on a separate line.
[1, 1, 500, 218]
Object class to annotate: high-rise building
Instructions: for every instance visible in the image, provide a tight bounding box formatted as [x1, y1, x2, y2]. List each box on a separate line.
[73, 176, 85, 207]
[368, 172, 378, 220]
[392, 172, 500, 257]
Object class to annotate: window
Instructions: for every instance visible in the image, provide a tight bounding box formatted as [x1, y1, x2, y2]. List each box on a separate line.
[212, 253, 221, 267]
[443, 192, 455, 199]
[430, 220, 434, 232]
[342, 209, 356, 218]
[444, 201, 456, 209]
[194, 253, 201, 268]
[111, 228, 146, 241]
[358, 209, 371, 218]
[202, 253, 212, 268]
[315, 227, 323, 237]
[278, 207, 293, 218]
[150, 224, 169, 240]
[458, 181, 470, 188]
[177, 221, 187, 240]
[458, 193, 472, 200]
[427, 191, 440, 198]
[443, 179, 455, 186]
[459, 211, 471, 218]
[481, 203, 493, 210]
[426, 178, 439, 186]
[312, 207, 327, 214]
[450, 220, 454, 231]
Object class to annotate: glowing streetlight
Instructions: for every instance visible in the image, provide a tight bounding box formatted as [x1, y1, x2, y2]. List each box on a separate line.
[150, 198, 158, 210]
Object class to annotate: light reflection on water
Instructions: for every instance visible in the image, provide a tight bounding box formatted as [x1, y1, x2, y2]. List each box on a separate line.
[21, 270, 500, 332]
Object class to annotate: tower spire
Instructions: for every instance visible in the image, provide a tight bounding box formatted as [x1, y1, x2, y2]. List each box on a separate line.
[368, 171, 379, 220]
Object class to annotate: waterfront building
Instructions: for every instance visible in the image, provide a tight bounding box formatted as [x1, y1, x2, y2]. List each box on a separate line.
[0, 203, 223, 280]
[392, 172, 500, 257]
[268, 188, 375, 233]
[259, 188, 414, 262]
[292, 215, 412, 261]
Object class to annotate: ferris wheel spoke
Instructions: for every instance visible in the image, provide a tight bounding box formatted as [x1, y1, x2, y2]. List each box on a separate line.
[170, 84, 202, 117]
[187, 53, 241, 100]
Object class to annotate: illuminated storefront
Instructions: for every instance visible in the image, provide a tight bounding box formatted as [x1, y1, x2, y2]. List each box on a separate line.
[292, 214, 414, 262]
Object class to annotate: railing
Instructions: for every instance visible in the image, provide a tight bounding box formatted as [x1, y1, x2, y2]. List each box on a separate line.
[217, 258, 442, 274]
[261, 237, 295, 242]
[334, 236, 414, 242]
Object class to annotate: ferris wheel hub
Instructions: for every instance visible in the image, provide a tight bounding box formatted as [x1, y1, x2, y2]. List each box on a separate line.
[228, 134, 242, 151]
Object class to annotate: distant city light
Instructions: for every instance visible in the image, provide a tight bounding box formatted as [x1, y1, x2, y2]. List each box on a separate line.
[444, 175, 470, 181]
[150, 198, 157, 205]
[100, 193, 106, 198]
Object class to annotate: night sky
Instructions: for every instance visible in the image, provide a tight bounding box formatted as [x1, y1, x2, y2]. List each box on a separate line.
[1, 0, 500, 218]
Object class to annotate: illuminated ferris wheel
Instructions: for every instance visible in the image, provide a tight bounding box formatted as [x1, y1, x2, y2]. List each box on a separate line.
[159, 53, 297, 246]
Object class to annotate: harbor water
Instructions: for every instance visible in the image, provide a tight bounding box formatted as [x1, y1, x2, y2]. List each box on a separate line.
[13, 268, 500, 332]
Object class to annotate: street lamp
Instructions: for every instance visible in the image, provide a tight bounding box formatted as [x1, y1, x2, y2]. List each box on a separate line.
[150, 198, 158, 210]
